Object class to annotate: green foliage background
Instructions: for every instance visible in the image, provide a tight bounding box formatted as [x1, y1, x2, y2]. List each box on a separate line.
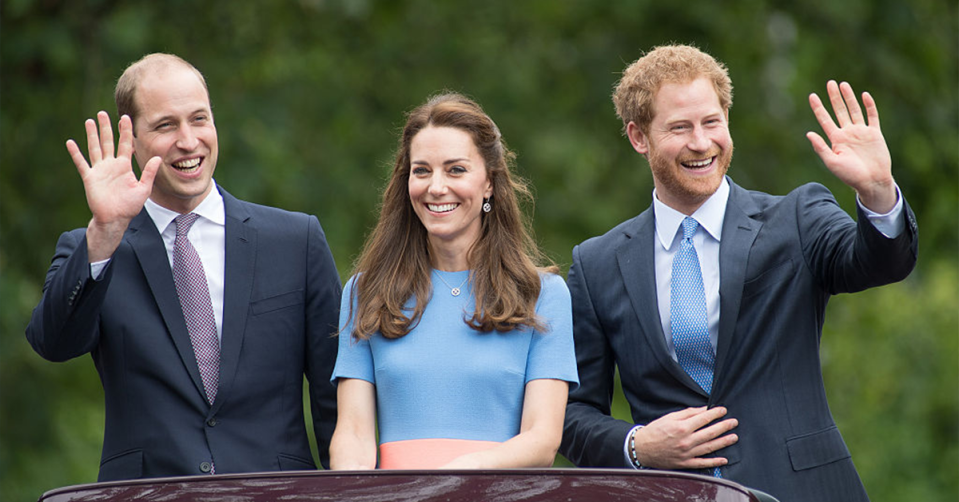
[1, 1, 956, 500]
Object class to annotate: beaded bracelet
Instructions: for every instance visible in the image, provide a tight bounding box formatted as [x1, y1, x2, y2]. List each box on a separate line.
[628, 428, 643, 469]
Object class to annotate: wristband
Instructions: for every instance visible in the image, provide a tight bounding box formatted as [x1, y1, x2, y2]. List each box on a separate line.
[628, 428, 643, 469]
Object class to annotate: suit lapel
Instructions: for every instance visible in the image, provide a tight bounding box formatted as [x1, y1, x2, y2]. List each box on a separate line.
[210, 188, 255, 416]
[714, 180, 762, 389]
[128, 209, 208, 401]
[616, 208, 701, 390]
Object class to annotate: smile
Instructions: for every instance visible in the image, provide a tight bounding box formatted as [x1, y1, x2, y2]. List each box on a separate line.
[681, 157, 714, 170]
[427, 203, 458, 213]
[172, 157, 202, 172]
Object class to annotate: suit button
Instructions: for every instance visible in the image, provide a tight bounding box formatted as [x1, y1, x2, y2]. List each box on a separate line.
[199, 462, 212, 473]
[207, 418, 218, 427]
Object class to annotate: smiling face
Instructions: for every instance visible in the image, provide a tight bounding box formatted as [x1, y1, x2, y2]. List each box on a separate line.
[132, 65, 218, 214]
[408, 126, 493, 258]
[627, 77, 733, 215]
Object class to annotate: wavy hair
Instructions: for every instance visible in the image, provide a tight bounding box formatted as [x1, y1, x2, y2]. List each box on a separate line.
[613, 44, 733, 135]
[349, 92, 555, 340]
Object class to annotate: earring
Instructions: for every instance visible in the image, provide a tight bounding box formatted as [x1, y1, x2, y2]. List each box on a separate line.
[482, 197, 492, 213]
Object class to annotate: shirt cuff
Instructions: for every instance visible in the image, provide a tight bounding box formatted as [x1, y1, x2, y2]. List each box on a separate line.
[857, 184, 905, 239]
[623, 425, 644, 469]
[90, 258, 110, 280]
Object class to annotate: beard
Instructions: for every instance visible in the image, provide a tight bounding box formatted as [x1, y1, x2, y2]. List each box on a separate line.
[647, 140, 734, 212]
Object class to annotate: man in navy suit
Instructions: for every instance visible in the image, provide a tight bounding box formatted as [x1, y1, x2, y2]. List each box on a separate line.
[560, 45, 917, 501]
[26, 54, 342, 481]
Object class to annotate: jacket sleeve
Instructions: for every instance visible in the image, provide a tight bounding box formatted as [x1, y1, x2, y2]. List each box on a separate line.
[797, 183, 918, 295]
[303, 215, 342, 470]
[560, 243, 635, 467]
[26, 229, 112, 362]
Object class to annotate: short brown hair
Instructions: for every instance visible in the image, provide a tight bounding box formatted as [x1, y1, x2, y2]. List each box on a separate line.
[114, 53, 209, 131]
[612, 44, 733, 135]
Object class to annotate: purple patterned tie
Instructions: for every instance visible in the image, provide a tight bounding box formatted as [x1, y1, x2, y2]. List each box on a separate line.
[172, 213, 220, 405]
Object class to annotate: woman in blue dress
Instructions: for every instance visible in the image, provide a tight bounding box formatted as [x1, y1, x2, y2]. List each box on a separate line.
[330, 93, 578, 469]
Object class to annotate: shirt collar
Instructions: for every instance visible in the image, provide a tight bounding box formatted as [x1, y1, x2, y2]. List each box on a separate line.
[653, 177, 730, 249]
[145, 180, 225, 234]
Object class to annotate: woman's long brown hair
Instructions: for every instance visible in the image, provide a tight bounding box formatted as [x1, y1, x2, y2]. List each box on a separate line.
[348, 92, 555, 340]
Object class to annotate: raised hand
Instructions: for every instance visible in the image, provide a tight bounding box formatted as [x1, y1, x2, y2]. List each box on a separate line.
[66, 111, 160, 261]
[806, 80, 897, 213]
[633, 406, 738, 470]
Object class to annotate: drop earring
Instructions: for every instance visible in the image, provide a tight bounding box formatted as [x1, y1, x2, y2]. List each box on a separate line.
[482, 197, 492, 213]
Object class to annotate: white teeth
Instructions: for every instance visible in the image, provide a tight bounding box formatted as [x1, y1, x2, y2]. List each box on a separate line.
[683, 158, 713, 168]
[172, 158, 201, 169]
[428, 203, 458, 213]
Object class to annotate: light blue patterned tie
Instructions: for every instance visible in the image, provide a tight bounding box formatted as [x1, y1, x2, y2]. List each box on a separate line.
[671, 217, 722, 478]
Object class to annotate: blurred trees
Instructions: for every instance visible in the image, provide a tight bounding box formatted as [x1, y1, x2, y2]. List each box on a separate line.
[1, 1, 955, 501]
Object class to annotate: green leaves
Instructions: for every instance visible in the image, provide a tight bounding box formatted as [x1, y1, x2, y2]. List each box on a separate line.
[2, 1, 955, 500]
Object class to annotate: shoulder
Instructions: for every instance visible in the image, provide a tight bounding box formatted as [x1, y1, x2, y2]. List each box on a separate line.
[575, 210, 650, 259]
[728, 179, 841, 221]
[537, 271, 571, 306]
[736, 179, 836, 207]
[539, 271, 569, 293]
[234, 198, 315, 224]
[344, 274, 360, 294]
[227, 197, 331, 247]
[220, 186, 316, 225]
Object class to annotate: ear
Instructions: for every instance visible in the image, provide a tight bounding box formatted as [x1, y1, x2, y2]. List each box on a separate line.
[625, 121, 649, 154]
[484, 178, 493, 199]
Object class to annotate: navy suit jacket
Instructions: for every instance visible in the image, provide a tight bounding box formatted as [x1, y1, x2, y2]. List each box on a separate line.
[560, 178, 917, 502]
[26, 187, 342, 481]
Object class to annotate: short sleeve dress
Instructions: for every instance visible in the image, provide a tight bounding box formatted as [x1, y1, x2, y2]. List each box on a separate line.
[332, 269, 579, 469]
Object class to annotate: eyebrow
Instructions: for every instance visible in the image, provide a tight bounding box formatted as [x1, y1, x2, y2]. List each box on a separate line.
[144, 108, 210, 128]
[411, 158, 471, 166]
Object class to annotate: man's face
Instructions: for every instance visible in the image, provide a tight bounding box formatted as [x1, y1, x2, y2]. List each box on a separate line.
[132, 66, 218, 214]
[627, 77, 733, 215]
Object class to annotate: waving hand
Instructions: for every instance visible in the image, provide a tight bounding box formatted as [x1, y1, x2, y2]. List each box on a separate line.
[66, 111, 160, 261]
[806, 80, 897, 213]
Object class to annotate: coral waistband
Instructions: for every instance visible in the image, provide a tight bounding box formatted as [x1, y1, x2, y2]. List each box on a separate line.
[379, 438, 500, 469]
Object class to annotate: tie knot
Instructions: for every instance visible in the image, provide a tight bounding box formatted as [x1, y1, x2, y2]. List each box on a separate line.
[682, 217, 699, 240]
[175, 213, 200, 237]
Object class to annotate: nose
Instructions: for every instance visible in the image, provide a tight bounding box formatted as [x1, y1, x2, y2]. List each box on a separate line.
[176, 125, 199, 151]
[687, 126, 711, 152]
[427, 172, 447, 196]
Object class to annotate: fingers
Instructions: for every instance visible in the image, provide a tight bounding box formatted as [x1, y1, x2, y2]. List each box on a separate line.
[84, 118, 102, 165]
[808, 92, 838, 140]
[66, 139, 90, 174]
[813, 80, 875, 131]
[686, 406, 729, 430]
[97, 111, 116, 159]
[826, 80, 851, 127]
[667, 406, 709, 420]
[838, 81, 864, 125]
[862, 91, 881, 128]
[805, 131, 831, 159]
[116, 115, 135, 160]
[693, 417, 738, 445]
[680, 416, 739, 469]
[139, 156, 162, 190]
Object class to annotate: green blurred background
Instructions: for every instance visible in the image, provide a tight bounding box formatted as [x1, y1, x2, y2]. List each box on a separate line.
[2, 1, 956, 500]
